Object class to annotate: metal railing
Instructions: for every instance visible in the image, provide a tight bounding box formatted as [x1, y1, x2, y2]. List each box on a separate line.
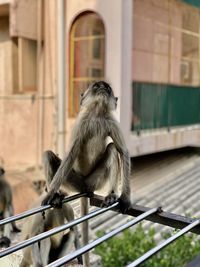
[0, 201, 118, 258]
[126, 219, 200, 267]
[0, 193, 87, 227]
[47, 208, 158, 267]
[1, 193, 200, 267]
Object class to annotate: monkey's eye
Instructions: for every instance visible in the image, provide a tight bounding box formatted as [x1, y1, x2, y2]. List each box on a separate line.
[80, 93, 84, 97]
[115, 97, 118, 102]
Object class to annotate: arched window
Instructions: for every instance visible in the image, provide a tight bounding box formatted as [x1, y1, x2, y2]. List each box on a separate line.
[69, 12, 105, 117]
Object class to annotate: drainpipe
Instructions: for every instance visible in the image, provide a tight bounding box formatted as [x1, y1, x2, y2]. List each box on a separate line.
[57, 0, 66, 159]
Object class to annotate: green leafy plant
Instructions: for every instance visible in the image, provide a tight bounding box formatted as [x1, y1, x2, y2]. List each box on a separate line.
[95, 224, 200, 267]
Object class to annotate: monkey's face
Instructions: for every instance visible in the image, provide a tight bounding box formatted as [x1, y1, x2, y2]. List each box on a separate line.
[80, 81, 118, 110]
[0, 167, 5, 177]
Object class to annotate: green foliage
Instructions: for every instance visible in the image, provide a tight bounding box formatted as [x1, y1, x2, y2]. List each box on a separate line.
[95, 224, 200, 267]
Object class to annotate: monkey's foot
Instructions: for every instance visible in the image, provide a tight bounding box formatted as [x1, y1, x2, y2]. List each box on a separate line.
[41, 192, 65, 208]
[12, 225, 21, 233]
[118, 197, 131, 214]
[102, 192, 118, 207]
[0, 236, 11, 248]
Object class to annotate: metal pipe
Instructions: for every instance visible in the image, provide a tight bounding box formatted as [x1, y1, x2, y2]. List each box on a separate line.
[57, 0, 66, 158]
[81, 197, 90, 267]
[47, 207, 158, 267]
[126, 219, 200, 267]
[0, 193, 86, 227]
[90, 194, 200, 235]
[0, 202, 119, 258]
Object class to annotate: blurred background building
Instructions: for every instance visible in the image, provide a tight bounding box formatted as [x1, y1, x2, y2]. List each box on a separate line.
[0, 0, 199, 168]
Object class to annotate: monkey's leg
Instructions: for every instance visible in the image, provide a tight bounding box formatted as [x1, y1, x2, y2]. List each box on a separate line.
[32, 243, 43, 267]
[57, 231, 83, 265]
[8, 204, 21, 232]
[40, 238, 51, 266]
[62, 204, 83, 264]
[67, 143, 119, 206]
[43, 150, 61, 183]
[73, 225, 83, 264]
[57, 232, 75, 258]
[2, 209, 12, 242]
[20, 247, 32, 267]
[20, 258, 29, 267]
[43, 151, 64, 207]
[32, 238, 51, 267]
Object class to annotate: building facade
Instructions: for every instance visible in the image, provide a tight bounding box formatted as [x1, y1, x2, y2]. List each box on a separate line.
[0, 0, 199, 168]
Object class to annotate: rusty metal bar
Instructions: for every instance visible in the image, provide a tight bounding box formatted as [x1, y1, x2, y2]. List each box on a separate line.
[0, 193, 87, 227]
[127, 219, 200, 267]
[90, 194, 200, 235]
[46, 208, 159, 267]
[0, 202, 119, 258]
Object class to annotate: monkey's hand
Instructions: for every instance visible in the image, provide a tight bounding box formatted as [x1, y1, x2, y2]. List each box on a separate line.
[118, 195, 131, 214]
[102, 191, 118, 207]
[41, 191, 65, 208]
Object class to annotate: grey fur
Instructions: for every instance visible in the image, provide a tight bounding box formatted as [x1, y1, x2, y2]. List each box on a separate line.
[20, 156, 82, 267]
[42, 81, 131, 210]
[0, 168, 20, 247]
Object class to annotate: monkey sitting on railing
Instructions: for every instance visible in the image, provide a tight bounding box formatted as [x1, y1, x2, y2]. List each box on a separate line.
[42, 81, 131, 213]
[0, 167, 20, 248]
[20, 155, 82, 267]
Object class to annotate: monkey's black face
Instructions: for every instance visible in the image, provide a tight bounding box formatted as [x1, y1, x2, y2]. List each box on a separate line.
[80, 81, 118, 110]
[0, 167, 5, 176]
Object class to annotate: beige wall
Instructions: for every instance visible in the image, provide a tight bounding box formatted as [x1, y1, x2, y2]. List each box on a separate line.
[132, 0, 182, 84]
[0, 0, 58, 168]
[0, 0, 133, 168]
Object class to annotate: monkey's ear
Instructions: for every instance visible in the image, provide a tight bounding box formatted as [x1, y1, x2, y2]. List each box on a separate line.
[0, 167, 5, 176]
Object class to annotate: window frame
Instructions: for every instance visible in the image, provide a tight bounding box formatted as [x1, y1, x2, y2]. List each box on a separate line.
[69, 12, 105, 117]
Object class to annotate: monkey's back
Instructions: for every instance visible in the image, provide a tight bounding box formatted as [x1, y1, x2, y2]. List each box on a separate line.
[72, 112, 112, 175]
[74, 135, 107, 176]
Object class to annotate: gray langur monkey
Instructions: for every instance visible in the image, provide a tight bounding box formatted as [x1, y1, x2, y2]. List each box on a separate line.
[20, 156, 82, 267]
[0, 167, 20, 248]
[42, 81, 131, 212]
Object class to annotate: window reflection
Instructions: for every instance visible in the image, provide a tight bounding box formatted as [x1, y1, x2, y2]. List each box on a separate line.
[69, 13, 105, 117]
[133, 0, 200, 86]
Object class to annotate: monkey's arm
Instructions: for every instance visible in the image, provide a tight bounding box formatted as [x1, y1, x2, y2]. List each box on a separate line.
[7, 189, 21, 232]
[42, 139, 81, 205]
[110, 121, 131, 209]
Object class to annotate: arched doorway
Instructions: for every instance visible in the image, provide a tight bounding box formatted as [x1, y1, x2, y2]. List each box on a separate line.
[69, 12, 105, 117]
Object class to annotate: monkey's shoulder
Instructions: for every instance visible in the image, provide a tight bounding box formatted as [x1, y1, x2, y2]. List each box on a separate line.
[0, 179, 10, 187]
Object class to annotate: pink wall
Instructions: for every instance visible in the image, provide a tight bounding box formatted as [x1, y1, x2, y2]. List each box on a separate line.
[0, 98, 55, 168]
[132, 0, 182, 84]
